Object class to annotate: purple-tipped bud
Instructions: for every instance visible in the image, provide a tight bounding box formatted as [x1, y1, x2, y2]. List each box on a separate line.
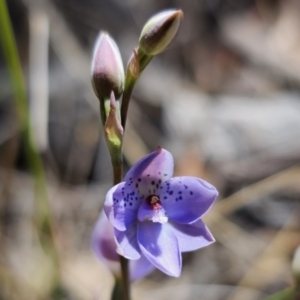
[92, 32, 125, 99]
[139, 9, 183, 56]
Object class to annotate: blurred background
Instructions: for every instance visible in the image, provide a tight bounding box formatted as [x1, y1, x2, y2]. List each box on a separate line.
[1, 0, 300, 299]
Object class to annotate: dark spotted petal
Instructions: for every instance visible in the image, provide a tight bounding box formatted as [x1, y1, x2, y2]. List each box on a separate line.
[124, 147, 174, 197]
[159, 177, 218, 224]
[104, 182, 140, 231]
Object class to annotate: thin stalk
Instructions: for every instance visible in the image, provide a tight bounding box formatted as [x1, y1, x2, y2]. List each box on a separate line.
[100, 99, 130, 300]
[120, 48, 152, 131]
[110, 47, 154, 300]
[116, 48, 155, 300]
[120, 74, 136, 131]
[119, 256, 130, 300]
[112, 158, 130, 300]
[111, 277, 123, 300]
[0, 0, 59, 280]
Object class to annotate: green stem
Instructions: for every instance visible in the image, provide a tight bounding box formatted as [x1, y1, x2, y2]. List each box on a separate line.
[120, 48, 153, 131]
[99, 93, 129, 300]
[112, 158, 130, 300]
[119, 256, 130, 300]
[0, 0, 59, 280]
[120, 74, 136, 131]
[111, 276, 124, 300]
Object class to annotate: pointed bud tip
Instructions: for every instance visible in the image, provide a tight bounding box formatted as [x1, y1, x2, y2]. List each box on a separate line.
[175, 9, 183, 18]
[139, 9, 183, 56]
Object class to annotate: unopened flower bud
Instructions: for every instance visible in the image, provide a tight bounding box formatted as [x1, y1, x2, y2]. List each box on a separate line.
[91, 32, 124, 99]
[139, 9, 183, 56]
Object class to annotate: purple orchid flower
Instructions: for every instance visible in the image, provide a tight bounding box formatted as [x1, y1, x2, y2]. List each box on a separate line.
[102, 147, 218, 277]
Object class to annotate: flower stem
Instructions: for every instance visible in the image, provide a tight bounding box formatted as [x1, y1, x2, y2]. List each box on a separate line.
[111, 151, 130, 300]
[111, 276, 123, 300]
[120, 49, 152, 131]
[120, 74, 136, 131]
[119, 255, 130, 300]
[112, 46, 154, 300]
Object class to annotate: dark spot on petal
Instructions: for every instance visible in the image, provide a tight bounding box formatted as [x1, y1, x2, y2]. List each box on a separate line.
[138, 178, 141, 182]
[184, 185, 188, 189]
[190, 191, 193, 195]
[164, 174, 168, 176]
[147, 174, 150, 177]
[179, 196, 182, 200]
[136, 183, 138, 188]
[151, 181, 155, 185]
[169, 191, 173, 195]
[178, 191, 182, 194]
[164, 196, 167, 200]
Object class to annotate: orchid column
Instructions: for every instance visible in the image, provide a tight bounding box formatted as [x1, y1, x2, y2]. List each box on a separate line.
[91, 10, 198, 300]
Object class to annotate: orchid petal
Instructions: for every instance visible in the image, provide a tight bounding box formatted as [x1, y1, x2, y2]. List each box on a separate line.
[91, 212, 120, 276]
[92, 213, 153, 280]
[169, 219, 215, 252]
[137, 222, 181, 277]
[104, 182, 140, 231]
[130, 254, 156, 281]
[124, 147, 174, 197]
[160, 177, 218, 224]
[91, 212, 119, 262]
[114, 225, 141, 260]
